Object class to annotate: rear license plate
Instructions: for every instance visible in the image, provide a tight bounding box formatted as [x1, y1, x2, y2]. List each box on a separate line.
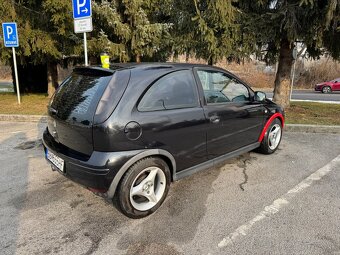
[46, 149, 64, 172]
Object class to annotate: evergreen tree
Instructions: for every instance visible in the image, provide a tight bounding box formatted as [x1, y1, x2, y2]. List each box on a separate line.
[0, 0, 80, 95]
[170, 0, 239, 65]
[91, 0, 172, 62]
[237, 0, 340, 108]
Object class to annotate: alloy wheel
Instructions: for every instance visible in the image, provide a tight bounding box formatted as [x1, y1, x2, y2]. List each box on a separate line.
[268, 124, 282, 150]
[129, 166, 166, 211]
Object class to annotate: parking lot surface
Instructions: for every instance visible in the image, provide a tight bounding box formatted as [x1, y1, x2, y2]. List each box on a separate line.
[1, 121, 339, 255]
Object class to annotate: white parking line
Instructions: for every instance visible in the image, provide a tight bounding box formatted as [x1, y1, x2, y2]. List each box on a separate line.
[268, 98, 340, 104]
[290, 99, 340, 104]
[218, 154, 340, 248]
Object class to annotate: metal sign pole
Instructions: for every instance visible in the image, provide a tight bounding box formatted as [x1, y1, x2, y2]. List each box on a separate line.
[290, 46, 298, 102]
[72, 0, 92, 66]
[12, 47, 21, 104]
[290, 60, 296, 102]
[84, 32, 88, 66]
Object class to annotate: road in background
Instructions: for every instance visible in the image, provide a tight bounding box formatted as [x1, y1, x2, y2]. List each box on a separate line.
[1, 121, 340, 255]
[265, 89, 340, 103]
[0, 81, 14, 92]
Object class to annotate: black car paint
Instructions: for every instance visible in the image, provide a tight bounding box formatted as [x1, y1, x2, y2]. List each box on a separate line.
[43, 63, 284, 196]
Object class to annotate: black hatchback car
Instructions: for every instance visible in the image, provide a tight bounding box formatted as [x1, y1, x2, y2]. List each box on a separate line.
[43, 63, 284, 218]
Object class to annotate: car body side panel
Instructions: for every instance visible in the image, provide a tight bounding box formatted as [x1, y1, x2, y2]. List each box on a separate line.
[192, 67, 265, 159]
[93, 68, 207, 172]
[203, 102, 264, 158]
[315, 80, 340, 91]
[333, 81, 340, 91]
[131, 108, 207, 171]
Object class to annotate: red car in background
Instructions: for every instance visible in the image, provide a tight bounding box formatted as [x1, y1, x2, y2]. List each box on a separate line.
[315, 78, 340, 93]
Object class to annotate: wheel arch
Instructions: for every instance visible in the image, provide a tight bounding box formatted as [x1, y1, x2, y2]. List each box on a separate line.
[106, 149, 176, 199]
[258, 113, 284, 143]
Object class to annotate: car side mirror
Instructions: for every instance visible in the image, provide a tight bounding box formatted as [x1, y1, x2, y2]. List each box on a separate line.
[254, 91, 267, 101]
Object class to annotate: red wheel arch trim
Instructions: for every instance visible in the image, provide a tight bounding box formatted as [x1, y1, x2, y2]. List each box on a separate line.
[258, 113, 284, 142]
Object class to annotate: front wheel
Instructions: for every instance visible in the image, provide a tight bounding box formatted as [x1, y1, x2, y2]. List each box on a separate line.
[258, 118, 282, 154]
[322, 86, 332, 93]
[116, 157, 170, 218]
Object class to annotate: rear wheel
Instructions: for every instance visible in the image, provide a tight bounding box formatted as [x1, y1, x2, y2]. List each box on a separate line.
[116, 157, 170, 218]
[322, 86, 332, 93]
[258, 118, 282, 154]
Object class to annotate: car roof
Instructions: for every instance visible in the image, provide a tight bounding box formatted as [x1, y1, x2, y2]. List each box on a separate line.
[73, 62, 254, 90]
[77, 62, 227, 72]
[112, 62, 209, 67]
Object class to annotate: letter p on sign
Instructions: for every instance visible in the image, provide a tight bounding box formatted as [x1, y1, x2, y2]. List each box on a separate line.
[2, 22, 19, 47]
[72, 0, 91, 19]
[77, 0, 86, 15]
[6, 26, 13, 39]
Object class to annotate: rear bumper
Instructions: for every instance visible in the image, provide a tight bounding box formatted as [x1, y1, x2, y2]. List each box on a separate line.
[42, 129, 142, 190]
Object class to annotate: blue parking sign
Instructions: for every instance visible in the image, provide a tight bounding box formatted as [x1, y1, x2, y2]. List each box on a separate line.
[2, 22, 19, 47]
[72, 0, 92, 19]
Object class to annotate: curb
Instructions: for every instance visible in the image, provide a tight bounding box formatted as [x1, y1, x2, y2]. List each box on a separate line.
[0, 114, 47, 123]
[285, 124, 340, 134]
[1, 114, 340, 134]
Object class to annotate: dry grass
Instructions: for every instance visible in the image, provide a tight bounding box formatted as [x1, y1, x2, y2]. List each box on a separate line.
[295, 58, 340, 89]
[0, 93, 49, 115]
[286, 102, 340, 125]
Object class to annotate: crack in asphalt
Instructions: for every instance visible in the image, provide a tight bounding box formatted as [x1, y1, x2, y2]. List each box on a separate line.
[239, 165, 249, 191]
[237, 154, 252, 191]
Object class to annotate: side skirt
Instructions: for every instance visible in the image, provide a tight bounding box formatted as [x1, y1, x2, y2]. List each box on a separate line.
[173, 142, 260, 181]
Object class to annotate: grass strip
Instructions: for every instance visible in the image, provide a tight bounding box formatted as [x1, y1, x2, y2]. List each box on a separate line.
[0, 93, 49, 115]
[285, 101, 340, 125]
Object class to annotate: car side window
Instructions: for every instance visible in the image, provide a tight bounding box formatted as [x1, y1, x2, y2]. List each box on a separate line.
[138, 70, 199, 112]
[197, 70, 250, 104]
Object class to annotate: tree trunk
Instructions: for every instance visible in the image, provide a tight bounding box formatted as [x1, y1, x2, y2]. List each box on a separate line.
[185, 51, 189, 62]
[208, 55, 215, 65]
[135, 54, 141, 63]
[273, 36, 294, 109]
[47, 62, 59, 98]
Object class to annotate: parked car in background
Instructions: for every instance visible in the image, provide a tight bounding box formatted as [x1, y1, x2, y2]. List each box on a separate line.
[314, 78, 340, 93]
[43, 63, 284, 218]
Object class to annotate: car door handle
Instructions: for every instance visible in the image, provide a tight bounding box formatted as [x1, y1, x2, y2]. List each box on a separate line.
[209, 116, 220, 124]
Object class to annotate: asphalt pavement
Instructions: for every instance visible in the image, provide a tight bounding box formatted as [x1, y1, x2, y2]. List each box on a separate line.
[0, 121, 340, 255]
[265, 89, 340, 103]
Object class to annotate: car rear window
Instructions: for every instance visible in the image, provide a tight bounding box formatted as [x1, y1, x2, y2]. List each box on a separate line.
[50, 69, 113, 122]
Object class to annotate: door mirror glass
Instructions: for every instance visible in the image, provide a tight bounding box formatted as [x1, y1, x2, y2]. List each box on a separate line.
[255, 91, 266, 101]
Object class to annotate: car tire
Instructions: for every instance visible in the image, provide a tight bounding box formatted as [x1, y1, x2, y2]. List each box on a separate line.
[258, 118, 282, 154]
[322, 86, 332, 93]
[116, 157, 171, 218]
